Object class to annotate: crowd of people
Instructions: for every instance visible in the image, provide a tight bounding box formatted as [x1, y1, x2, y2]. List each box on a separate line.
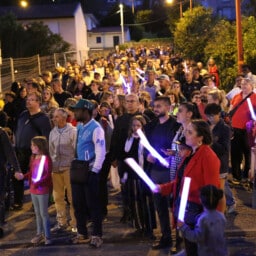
[0, 45, 256, 255]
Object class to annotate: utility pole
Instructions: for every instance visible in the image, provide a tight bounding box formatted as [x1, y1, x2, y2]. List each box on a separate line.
[120, 4, 125, 44]
[235, 0, 243, 72]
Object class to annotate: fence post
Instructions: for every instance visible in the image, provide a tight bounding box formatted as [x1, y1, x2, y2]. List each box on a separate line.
[251, 146, 256, 208]
[10, 58, 15, 82]
[37, 54, 41, 75]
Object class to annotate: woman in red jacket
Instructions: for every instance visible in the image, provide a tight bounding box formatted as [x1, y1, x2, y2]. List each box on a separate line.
[155, 120, 220, 256]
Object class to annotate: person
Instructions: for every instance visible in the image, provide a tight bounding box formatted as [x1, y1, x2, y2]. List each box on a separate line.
[23, 136, 53, 245]
[157, 120, 220, 256]
[207, 57, 220, 87]
[177, 185, 228, 256]
[40, 86, 59, 127]
[97, 102, 114, 219]
[205, 103, 230, 213]
[70, 99, 106, 248]
[110, 93, 144, 223]
[123, 115, 156, 238]
[13, 91, 51, 211]
[52, 77, 73, 107]
[49, 108, 77, 233]
[229, 77, 256, 184]
[0, 127, 23, 238]
[144, 96, 180, 250]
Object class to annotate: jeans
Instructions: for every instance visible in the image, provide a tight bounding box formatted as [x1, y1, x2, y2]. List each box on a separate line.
[225, 180, 235, 207]
[31, 193, 51, 238]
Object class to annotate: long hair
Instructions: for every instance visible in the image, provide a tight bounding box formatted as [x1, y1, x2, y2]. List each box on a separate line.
[127, 115, 146, 139]
[31, 136, 50, 156]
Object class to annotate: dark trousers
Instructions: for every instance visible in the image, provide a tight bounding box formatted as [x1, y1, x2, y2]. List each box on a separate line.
[0, 172, 5, 224]
[99, 153, 111, 217]
[150, 168, 171, 241]
[71, 172, 102, 237]
[231, 128, 251, 180]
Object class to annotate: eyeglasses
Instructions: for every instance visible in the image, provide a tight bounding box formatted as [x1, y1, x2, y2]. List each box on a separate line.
[26, 98, 38, 102]
[126, 100, 137, 103]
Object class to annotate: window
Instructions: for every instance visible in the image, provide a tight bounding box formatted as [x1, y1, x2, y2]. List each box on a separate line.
[96, 37, 102, 44]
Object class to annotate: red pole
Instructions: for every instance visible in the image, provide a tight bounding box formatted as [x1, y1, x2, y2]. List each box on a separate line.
[235, 0, 244, 73]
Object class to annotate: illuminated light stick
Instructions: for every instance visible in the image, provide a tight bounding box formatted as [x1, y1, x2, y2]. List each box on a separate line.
[32, 155, 46, 182]
[120, 74, 131, 94]
[137, 128, 169, 168]
[247, 98, 256, 121]
[184, 61, 189, 73]
[136, 68, 145, 74]
[136, 73, 145, 82]
[125, 158, 157, 191]
[108, 114, 114, 129]
[178, 177, 191, 222]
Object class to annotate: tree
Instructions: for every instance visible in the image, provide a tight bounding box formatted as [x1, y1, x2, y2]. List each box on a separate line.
[173, 6, 216, 61]
[242, 16, 256, 73]
[204, 20, 237, 91]
[0, 14, 70, 58]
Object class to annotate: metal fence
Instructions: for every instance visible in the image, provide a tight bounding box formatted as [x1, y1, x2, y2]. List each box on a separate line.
[0, 50, 103, 93]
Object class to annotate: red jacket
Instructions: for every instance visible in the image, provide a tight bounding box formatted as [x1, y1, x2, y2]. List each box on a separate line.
[25, 155, 52, 195]
[160, 145, 220, 205]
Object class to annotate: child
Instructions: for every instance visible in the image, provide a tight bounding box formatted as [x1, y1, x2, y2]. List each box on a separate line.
[24, 136, 53, 245]
[177, 185, 228, 256]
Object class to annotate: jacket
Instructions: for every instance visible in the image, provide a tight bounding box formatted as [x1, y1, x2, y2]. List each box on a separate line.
[160, 145, 220, 205]
[49, 123, 77, 172]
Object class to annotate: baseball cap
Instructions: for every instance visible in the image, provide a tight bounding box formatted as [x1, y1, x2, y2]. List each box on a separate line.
[158, 74, 170, 81]
[69, 99, 94, 111]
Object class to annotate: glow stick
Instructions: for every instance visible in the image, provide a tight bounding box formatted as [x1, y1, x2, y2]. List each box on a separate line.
[32, 155, 46, 182]
[120, 74, 131, 94]
[178, 177, 191, 222]
[137, 129, 169, 168]
[184, 61, 188, 73]
[108, 114, 114, 129]
[136, 68, 145, 74]
[247, 98, 256, 121]
[136, 73, 145, 82]
[125, 158, 157, 191]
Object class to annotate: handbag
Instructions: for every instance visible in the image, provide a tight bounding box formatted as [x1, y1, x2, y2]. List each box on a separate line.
[70, 128, 89, 184]
[70, 159, 89, 184]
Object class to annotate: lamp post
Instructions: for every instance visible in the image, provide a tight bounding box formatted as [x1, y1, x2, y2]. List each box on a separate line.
[119, 4, 125, 44]
[235, 0, 243, 72]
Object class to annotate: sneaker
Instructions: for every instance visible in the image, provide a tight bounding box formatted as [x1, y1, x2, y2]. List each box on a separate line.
[31, 233, 44, 244]
[231, 178, 240, 185]
[50, 223, 67, 232]
[71, 233, 90, 244]
[227, 203, 236, 214]
[71, 227, 77, 233]
[90, 236, 103, 248]
[45, 238, 53, 245]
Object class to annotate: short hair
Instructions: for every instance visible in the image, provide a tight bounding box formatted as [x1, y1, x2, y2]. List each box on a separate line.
[55, 108, 68, 119]
[190, 119, 212, 145]
[154, 96, 171, 106]
[204, 103, 222, 115]
[200, 185, 223, 210]
[27, 91, 42, 104]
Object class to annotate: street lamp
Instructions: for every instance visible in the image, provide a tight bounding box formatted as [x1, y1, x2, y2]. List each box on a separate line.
[119, 4, 125, 44]
[235, 0, 243, 72]
[20, 0, 28, 8]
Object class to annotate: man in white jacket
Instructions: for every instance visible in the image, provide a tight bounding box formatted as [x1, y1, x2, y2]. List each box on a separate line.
[49, 108, 77, 232]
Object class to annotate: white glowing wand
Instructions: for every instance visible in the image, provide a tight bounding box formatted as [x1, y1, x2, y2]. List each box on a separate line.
[32, 155, 46, 182]
[247, 98, 256, 121]
[120, 74, 131, 94]
[125, 158, 157, 191]
[178, 177, 191, 222]
[137, 128, 169, 168]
